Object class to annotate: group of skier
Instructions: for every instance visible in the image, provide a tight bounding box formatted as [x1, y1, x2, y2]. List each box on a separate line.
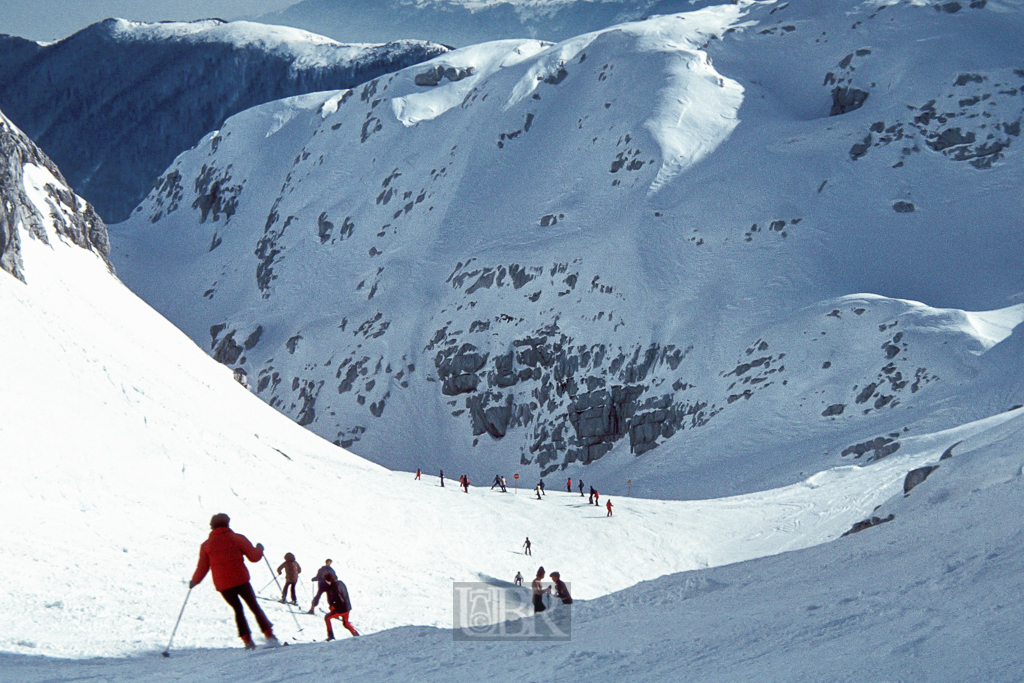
[188, 514, 358, 649]
[424, 468, 615, 516]
[188, 467, 611, 650]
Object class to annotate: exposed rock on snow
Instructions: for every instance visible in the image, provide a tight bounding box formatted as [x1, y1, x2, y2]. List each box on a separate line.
[0, 111, 109, 281]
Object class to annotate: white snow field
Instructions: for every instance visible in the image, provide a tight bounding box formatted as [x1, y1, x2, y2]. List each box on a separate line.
[6, 160, 1007, 660]
[3, 105, 1024, 682]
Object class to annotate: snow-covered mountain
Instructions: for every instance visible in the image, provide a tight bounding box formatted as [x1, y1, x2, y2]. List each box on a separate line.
[6, 100, 999, 666]
[113, 0, 1024, 499]
[4, 101, 1024, 678]
[259, 0, 724, 47]
[0, 18, 447, 222]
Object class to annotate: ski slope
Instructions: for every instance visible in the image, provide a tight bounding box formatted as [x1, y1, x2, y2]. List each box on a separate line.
[3, 105, 1017, 664]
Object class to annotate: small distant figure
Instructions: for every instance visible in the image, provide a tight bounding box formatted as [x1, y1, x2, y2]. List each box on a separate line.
[461, 475, 471, 493]
[532, 567, 551, 613]
[594, 490, 600, 507]
[514, 571, 524, 586]
[415, 468, 421, 480]
[440, 469, 445, 488]
[588, 486, 596, 505]
[578, 479, 584, 497]
[491, 474, 502, 490]
[189, 513, 276, 650]
[535, 484, 542, 500]
[538, 479, 546, 496]
[606, 499, 613, 517]
[523, 537, 532, 556]
[550, 571, 572, 605]
[308, 559, 337, 614]
[500, 476, 507, 493]
[277, 552, 301, 605]
[566, 477, 572, 493]
[323, 574, 359, 640]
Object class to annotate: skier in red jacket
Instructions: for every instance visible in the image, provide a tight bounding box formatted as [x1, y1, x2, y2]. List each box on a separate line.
[190, 513, 277, 649]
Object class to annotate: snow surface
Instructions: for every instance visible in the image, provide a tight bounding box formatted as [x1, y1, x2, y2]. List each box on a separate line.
[3, 203, 985, 657]
[112, 0, 1024, 501]
[4, 121, 1024, 679]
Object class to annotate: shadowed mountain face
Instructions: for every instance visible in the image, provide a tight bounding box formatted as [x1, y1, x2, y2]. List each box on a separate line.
[0, 18, 448, 223]
[113, 1, 1024, 498]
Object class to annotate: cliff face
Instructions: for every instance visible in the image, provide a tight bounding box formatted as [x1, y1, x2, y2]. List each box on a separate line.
[0, 110, 110, 282]
[0, 18, 448, 223]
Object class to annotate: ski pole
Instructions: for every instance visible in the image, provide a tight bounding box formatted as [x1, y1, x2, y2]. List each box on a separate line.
[259, 576, 278, 594]
[263, 553, 304, 633]
[162, 587, 191, 658]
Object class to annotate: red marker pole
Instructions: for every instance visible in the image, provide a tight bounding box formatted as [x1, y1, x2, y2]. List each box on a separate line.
[514, 473, 519, 495]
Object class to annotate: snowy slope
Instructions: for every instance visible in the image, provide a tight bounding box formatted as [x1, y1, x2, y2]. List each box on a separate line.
[4, 103, 1018, 666]
[112, 0, 1024, 499]
[260, 0, 729, 47]
[4, 391, 1024, 678]
[0, 18, 447, 222]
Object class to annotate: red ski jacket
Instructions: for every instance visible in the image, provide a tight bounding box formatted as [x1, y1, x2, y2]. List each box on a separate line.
[191, 527, 263, 591]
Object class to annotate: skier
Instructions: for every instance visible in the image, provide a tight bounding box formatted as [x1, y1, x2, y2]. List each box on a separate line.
[415, 468, 421, 480]
[538, 479, 546, 496]
[276, 552, 302, 604]
[462, 475, 471, 493]
[588, 486, 596, 505]
[532, 567, 551, 613]
[535, 483, 542, 500]
[594, 490, 600, 507]
[514, 571, 524, 586]
[566, 477, 572, 493]
[308, 559, 338, 614]
[189, 513, 277, 650]
[579, 479, 584, 497]
[523, 537, 532, 556]
[491, 474, 502, 490]
[550, 571, 573, 605]
[322, 573, 360, 640]
[607, 499, 613, 517]
[440, 469, 445, 487]
[500, 476, 507, 493]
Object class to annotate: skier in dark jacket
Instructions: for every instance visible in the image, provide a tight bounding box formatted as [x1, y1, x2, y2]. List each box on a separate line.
[491, 474, 502, 490]
[307, 559, 338, 614]
[579, 479, 584, 497]
[440, 469, 445, 487]
[323, 574, 359, 640]
[538, 479, 546, 495]
[523, 537, 532, 556]
[588, 486, 596, 504]
[550, 571, 572, 604]
[190, 513, 277, 649]
[277, 552, 301, 604]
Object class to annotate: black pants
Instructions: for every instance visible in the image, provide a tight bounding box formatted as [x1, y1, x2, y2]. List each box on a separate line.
[282, 580, 297, 601]
[220, 582, 272, 638]
[533, 594, 546, 613]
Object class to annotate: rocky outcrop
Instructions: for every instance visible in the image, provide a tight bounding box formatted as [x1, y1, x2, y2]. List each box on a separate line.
[0, 110, 110, 281]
